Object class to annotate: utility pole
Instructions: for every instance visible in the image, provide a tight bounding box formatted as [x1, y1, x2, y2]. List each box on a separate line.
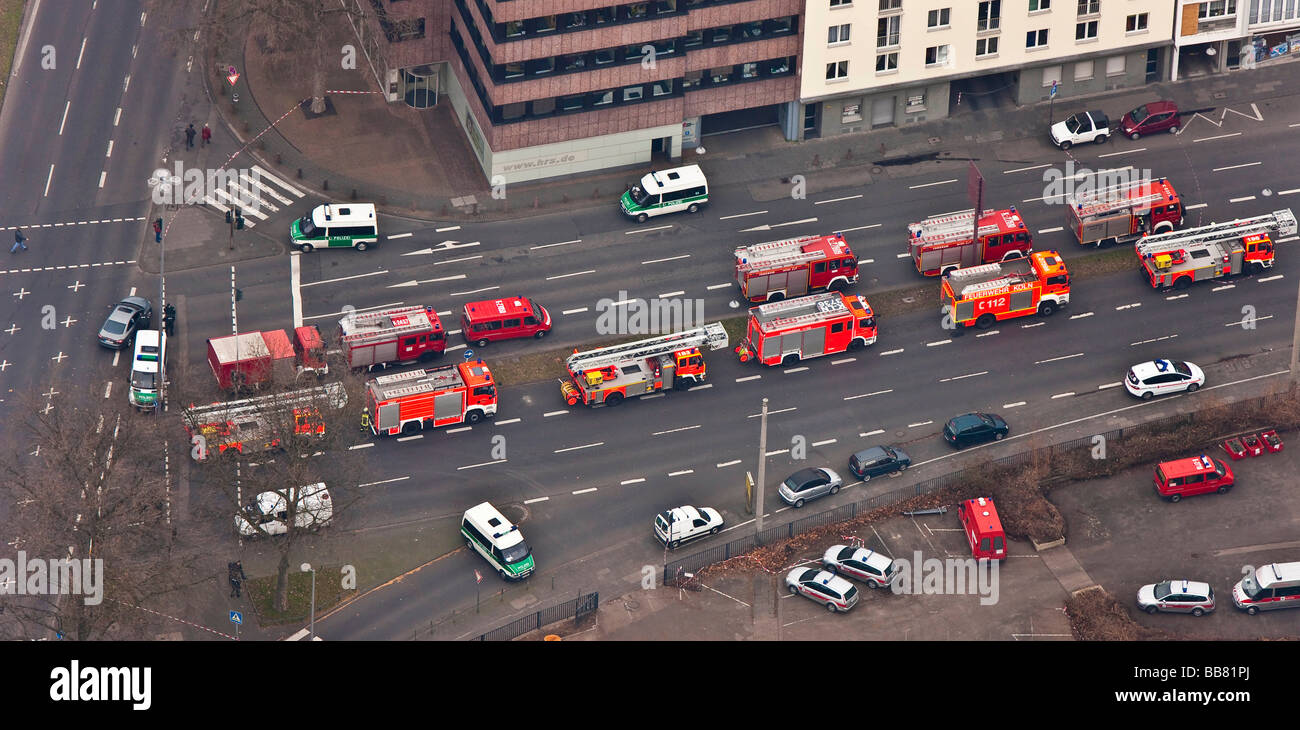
[301, 563, 317, 640]
[1290, 277, 1300, 389]
[755, 397, 769, 543]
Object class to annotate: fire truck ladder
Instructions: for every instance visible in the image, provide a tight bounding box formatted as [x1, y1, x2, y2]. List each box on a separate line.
[567, 323, 729, 372]
[1071, 179, 1168, 217]
[735, 233, 844, 272]
[1134, 210, 1298, 258]
[340, 305, 434, 342]
[755, 292, 847, 330]
[735, 248, 824, 272]
[910, 209, 1000, 246]
[371, 365, 466, 400]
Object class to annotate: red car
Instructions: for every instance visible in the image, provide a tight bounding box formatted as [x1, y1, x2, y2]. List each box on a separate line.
[1153, 455, 1233, 502]
[1121, 100, 1181, 140]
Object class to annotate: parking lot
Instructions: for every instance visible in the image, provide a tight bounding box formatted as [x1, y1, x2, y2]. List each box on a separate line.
[1050, 436, 1300, 640]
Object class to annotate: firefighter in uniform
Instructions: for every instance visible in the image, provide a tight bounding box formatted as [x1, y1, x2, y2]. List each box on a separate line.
[359, 409, 371, 433]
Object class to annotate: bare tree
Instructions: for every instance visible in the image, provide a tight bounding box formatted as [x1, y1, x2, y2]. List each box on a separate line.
[0, 390, 198, 641]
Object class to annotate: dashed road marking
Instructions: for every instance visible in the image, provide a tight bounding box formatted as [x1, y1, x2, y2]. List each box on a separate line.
[554, 442, 603, 453]
[495, 418, 520, 425]
[1038, 226, 1063, 234]
[938, 371, 987, 382]
[543, 410, 568, 417]
[1259, 275, 1284, 283]
[1003, 401, 1026, 408]
[620, 478, 646, 485]
[748, 407, 796, 418]
[627, 225, 674, 235]
[445, 426, 472, 433]
[1022, 322, 1045, 328]
[1212, 284, 1235, 292]
[357, 476, 410, 488]
[1225, 315, 1273, 326]
[530, 239, 580, 250]
[1069, 312, 1093, 320]
[706, 283, 732, 290]
[1098, 382, 1123, 390]
[524, 496, 549, 504]
[844, 389, 892, 400]
[1131, 334, 1178, 346]
[1035, 353, 1083, 365]
[396, 435, 423, 442]
[348, 443, 374, 450]
[1115, 303, 1141, 310]
[907, 421, 932, 428]
[457, 459, 507, 470]
[736, 375, 762, 383]
[811, 439, 837, 447]
[784, 367, 808, 374]
[1230, 196, 1257, 203]
[562, 307, 589, 315]
[830, 358, 855, 365]
[547, 270, 595, 280]
[572, 488, 598, 495]
[641, 254, 690, 265]
[926, 340, 951, 347]
[860, 429, 884, 437]
[764, 449, 789, 457]
[880, 348, 904, 356]
[669, 469, 694, 476]
[976, 330, 999, 337]
[652, 425, 702, 436]
[717, 460, 741, 468]
[1051, 392, 1075, 399]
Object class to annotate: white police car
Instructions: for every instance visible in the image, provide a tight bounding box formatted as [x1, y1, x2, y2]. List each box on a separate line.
[1136, 579, 1215, 616]
[822, 545, 898, 589]
[785, 567, 859, 613]
[1125, 359, 1204, 400]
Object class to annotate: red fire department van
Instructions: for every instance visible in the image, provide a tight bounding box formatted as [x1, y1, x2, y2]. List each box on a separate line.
[733, 232, 858, 302]
[957, 497, 1006, 560]
[1067, 177, 1183, 247]
[908, 208, 1033, 277]
[941, 250, 1071, 330]
[366, 360, 497, 436]
[338, 305, 446, 371]
[1153, 454, 1234, 502]
[462, 296, 552, 347]
[734, 291, 876, 367]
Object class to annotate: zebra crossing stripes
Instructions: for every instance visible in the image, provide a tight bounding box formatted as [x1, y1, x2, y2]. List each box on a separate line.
[201, 165, 307, 228]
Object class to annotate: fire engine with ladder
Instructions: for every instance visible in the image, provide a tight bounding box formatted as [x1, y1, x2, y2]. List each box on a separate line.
[560, 323, 729, 407]
[941, 250, 1071, 331]
[735, 291, 876, 366]
[338, 305, 446, 371]
[908, 208, 1033, 277]
[1135, 209, 1296, 290]
[733, 232, 858, 302]
[1067, 177, 1184, 247]
[183, 382, 346, 462]
[366, 360, 498, 436]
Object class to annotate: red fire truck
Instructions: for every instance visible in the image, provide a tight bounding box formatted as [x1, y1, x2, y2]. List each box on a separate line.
[908, 208, 1033, 277]
[560, 323, 730, 407]
[338, 305, 446, 371]
[182, 382, 346, 462]
[1135, 209, 1296, 290]
[206, 326, 328, 390]
[1068, 177, 1184, 247]
[941, 250, 1071, 330]
[734, 291, 876, 367]
[366, 360, 497, 436]
[733, 232, 858, 302]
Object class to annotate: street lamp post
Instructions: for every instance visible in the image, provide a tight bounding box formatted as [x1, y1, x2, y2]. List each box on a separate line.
[755, 397, 769, 543]
[300, 563, 316, 640]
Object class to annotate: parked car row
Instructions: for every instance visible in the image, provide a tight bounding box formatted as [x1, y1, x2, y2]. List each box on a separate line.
[1050, 100, 1181, 150]
[1138, 562, 1300, 616]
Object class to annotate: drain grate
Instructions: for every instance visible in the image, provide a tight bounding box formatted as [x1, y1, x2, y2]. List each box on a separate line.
[1213, 92, 1227, 99]
[928, 136, 942, 145]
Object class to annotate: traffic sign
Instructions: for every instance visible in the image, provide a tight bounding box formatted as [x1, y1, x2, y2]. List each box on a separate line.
[227, 66, 241, 86]
[463, 349, 474, 361]
[1050, 80, 1058, 98]
[230, 611, 243, 625]
[474, 569, 483, 584]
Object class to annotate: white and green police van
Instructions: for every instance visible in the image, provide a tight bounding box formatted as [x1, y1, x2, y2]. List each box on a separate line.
[461, 502, 534, 581]
[128, 329, 163, 410]
[620, 164, 708, 223]
[291, 203, 379, 252]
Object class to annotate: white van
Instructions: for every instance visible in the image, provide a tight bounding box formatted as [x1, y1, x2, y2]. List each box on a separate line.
[128, 329, 162, 410]
[1232, 561, 1300, 614]
[461, 502, 534, 580]
[291, 203, 379, 252]
[235, 483, 333, 536]
[620, 165, 708, 223]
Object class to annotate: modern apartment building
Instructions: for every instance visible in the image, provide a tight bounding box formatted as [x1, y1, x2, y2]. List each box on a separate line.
[351, 0, 803, 184]
[1171, 1, 1300, 80]
[798, 0, 1174, 138]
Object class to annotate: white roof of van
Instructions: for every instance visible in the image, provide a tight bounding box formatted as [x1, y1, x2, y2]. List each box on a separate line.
[311, 203, 376, 227]
[1257, 561, 1300, 587]
[640, 165, 705, 194]
[254, 482, 329, 515]
[464, 501, 524, 547]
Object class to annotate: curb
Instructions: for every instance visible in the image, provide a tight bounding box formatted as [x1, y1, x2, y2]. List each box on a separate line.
[1032, 536, 1067, 551]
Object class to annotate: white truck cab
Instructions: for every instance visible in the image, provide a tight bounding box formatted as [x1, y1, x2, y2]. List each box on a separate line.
[1050, 110, 1110, 150]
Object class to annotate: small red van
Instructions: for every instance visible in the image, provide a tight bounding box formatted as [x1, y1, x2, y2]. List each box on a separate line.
[957, 497, 1006, 560]
[462, 296, 552, 347]
[1153, 455, 1233, 502]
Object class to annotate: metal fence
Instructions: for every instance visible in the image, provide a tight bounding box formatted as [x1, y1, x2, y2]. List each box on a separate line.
[471, 592, 599, 641]
[665, 393, 1278, 584]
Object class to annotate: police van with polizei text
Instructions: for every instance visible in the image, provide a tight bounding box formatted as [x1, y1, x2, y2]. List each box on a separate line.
[461, 502, 534, 580]
[620, 165, 708, 223]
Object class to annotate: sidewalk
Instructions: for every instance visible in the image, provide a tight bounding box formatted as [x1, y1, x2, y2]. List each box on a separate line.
[216, 15, 1300, 224]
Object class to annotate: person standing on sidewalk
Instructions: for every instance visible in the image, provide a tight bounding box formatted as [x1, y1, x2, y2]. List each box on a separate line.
[185, 123, 196, 149]
[10, 229, 27, 253]
[152, 218, 163, 243]
[201, 123, 211, 146]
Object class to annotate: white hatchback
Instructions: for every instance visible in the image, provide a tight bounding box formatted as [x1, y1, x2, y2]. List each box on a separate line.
[1125, 359, 1204, 400]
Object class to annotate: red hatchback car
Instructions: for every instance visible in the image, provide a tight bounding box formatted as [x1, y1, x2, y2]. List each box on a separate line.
[1121, 101, 1181, 140]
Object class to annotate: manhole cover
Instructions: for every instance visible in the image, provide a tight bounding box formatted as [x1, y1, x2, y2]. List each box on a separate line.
[901, 296, 915, 303]
[623, 599, 640, 611]
[1213, 92, 1227, 99]
[928, 137, 942, 145]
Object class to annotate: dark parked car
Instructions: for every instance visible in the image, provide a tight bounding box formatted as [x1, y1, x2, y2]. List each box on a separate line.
[1121, 100, 1181, 140]
[848, 445, 911, 481]
[97, 296, 152, 349]
[943, 412, 1009, 448]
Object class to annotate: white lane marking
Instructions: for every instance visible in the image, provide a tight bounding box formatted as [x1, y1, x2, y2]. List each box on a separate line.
[1003, 401, 1026, 408]
[1098, 382, 1123, 390]
[348, 443, 374, 450]
[446, 426, 472, 434]
[495, 418, 520, 425]
[669, 469, 694, 476]
[451, 286, 499, 297]
[1259, 275, 1284, 283]
[748, 407, 796, 418]
[764, 449, 789, 457]
[811, 439, 837, 447]
[1069, 312, 1094, 320]
[926, 340, 951, 347]
[396, 435, 424, 442]
[895, 252, 911, 258]
[524, 496, 549, 504]
[457, 457, 506, 467]
[641, 254, 691, 265]
[546, 270, 595, 280]
[880, 348, 904, 356]
[717, 460, 742, 468]
[860, 429, 884, 437]
[1183, 203, 1208, 211]
[251, 165, 305, 196]
[554, 442, 604, 453]
[784, 367, 809, 374]
[689, 384, 712, 391]
[740, 217, 818, 233]
[652, 425, 702, 436]
[627, 225, 673, 235]
[562, 307, 588, 315]
[530, 239, 580, 250]
[620, 478, 646, 485]
[572, 488, 598, 495]
[103, 382, 112, 399]
[435, 255, 482, 266]
[844, 389, 892, 400]
[436, 225, 461, 232]
[357, 476, 410, 488]
[838, 223, 881, 233]
[907, 421, 933, 428]
[1038, 226, 1064, 234]
[1196, 132, 1244, 144]
[1098, 148, 1143, 158]
[1003, 163, 1051, 174]
[1035, 353, 1084, 365]
[830, 358, 855, 364]
[815, 194, 863, 205]
[860, 258, 874, 264]
[299, 270, 389, 288]
[1225, 315, 1273, 326]
[1230, 196, 1257, 203]
[976, 330, 1000, 338]
[1130, 334, 1178, 346]
[735, 375, 762, 383]
[1166, 293, 1189, 300]
[386, 232, 413, 240]
[1115, 303, 1141, 310]
[1280, 188, 1300, 196]
[543, 410, 568, 417]
[707, 283, 732, 290]
[641, 393, 665, 399]
[1212, 284, 1235, 292]
[938, 371, 988, 382]
[445, 344, 467, 352]
[1051, 392, 1075, 399]
[1022, 322, 1045, 328]
[658, 290, 685, 298]
[290, 252, 303, 328]
[1212, 161, 1260, 172]
[909, 179, 956, 189]
[719, 210, 768, 220]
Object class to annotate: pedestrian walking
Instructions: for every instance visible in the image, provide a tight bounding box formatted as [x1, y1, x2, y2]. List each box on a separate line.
[163, 303, 176, 337]
[228, 561, 248, 598]
[185, 123, 196, 149]
[10, 229, 27, 254]
[201, 123, 212, 146]
[152, 218, 163, 243]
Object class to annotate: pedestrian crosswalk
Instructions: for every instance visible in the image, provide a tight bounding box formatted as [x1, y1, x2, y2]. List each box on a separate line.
[202, 164, 306, 228]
